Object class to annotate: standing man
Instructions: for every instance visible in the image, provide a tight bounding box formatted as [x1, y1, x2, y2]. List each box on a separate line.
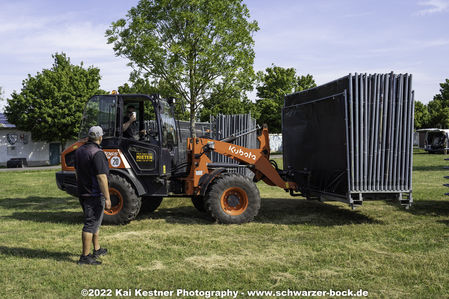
[75, 126, 112, 265]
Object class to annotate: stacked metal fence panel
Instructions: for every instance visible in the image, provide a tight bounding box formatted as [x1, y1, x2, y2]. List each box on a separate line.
[175, 114, 257, 177]
[283, 73, 414, 206]
[210, 114, 257, 177]
[175, 121, 212, 173]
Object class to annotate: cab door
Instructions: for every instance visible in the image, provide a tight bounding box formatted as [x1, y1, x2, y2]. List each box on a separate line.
[119, 95, 162, 177]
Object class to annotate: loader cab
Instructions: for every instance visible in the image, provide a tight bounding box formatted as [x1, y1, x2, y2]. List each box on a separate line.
[78, 94, 179, 180]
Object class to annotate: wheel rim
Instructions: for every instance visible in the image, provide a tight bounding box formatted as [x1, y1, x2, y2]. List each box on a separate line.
[104, 187, 123, 215]
[220, 187, 248, 216]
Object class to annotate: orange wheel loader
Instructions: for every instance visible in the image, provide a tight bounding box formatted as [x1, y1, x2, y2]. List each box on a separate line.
[56, 94, 298, 224]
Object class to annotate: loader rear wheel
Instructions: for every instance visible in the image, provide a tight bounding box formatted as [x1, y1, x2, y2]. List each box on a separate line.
[205, 174, 260, 224]
[140, 196, 163, 213]
[103, 174, 141, 225]
[191, 195, 206, 212]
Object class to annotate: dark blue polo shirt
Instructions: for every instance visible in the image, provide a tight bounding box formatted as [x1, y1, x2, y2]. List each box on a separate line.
[74, 142, 109, 197]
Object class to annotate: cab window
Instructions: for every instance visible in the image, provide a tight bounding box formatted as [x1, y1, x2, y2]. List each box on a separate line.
[79, 96, 117, 139]
[122, 98, 159, 144]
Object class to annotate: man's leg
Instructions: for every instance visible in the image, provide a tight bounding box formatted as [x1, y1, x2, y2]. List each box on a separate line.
[81, 197, 96, 256]
[92, 197, 107, 258]
[92, 231, 100, 251]
[93, 197, 105, 251]
[82, 231, 93, 256]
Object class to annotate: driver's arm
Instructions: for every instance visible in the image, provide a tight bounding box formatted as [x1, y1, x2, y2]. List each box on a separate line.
[123, 114, 136, 132]
[123, 120, 132, 131]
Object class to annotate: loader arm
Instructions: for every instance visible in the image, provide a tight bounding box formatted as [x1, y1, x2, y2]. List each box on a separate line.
[185, 127, 297, 195]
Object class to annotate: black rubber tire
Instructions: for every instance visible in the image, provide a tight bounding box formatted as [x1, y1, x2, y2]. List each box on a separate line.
[140, 196, 163, 213]
[204, 173, 261, 224]
[103, 174, 141, 225]
[191, 195, 206, 212]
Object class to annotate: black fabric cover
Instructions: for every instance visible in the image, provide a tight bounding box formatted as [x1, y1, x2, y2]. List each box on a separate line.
[283, 89, 349, 196]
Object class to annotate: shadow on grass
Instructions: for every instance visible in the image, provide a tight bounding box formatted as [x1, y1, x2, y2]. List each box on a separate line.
[0, 246, 75, 262]
[0, 196, 78, 211]
[2, 196, 381, 226]
[5, 211, 83, 224]
[141, 198, 381, 226]
[437, 219, 449, 226]
[389, 200, 449, 217]
[413, 165, 446, 171]
[138, 206, 212, 224]
[255, 198, 381, 225]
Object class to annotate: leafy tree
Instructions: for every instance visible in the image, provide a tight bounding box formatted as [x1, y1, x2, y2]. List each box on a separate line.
[414, 101, 430, 129]
[255, 65, 316, 133]
[427, 79, 449, 128]
[199, 73, 256, 122]
[106, 0, 259, 137]
[5, 53, 101, 148]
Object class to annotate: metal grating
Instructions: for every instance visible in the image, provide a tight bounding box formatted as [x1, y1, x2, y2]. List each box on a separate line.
[175, 114, 257, 178]
[210, 113, 257, 177]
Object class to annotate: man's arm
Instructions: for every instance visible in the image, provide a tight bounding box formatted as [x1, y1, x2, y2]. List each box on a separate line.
[122, 114, 136, 131]
[96, 174, 111, 210]
[123, 120, 132, 132]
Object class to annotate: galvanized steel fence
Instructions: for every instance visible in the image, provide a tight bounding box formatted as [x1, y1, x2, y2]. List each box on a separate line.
[177, 113, 257, 177]
[348, 73, 414, 205]
[209, 114, 257, 177]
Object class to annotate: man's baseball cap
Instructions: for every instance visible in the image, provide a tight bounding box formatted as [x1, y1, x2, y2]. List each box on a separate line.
[88, 126, 104, 138]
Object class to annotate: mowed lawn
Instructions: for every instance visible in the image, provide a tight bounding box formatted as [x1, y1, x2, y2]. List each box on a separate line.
[0, 150, 448, 298]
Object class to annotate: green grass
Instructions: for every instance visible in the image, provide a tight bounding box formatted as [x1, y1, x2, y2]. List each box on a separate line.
[0, 150, 448, 298]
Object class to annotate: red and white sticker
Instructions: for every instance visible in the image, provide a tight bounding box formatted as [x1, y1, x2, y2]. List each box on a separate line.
[110, 156, 121, 168]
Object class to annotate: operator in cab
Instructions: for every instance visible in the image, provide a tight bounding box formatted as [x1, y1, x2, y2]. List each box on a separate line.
[122, 105, 158, 143]
[122, 105, 140, 139]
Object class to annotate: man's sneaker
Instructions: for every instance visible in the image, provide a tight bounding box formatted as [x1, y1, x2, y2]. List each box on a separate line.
[93, 248, 108, 258]
[77, 254, 101, 265]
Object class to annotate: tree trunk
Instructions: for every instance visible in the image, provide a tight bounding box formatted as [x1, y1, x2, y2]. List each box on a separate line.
[189, 64, 196, 138]
[189, 100, 196, 138]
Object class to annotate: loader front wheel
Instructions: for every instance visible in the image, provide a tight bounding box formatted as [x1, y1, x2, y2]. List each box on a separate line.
[103, 174, 141, 225]
[140, 196, 163, 213]
[205, 174, 260, 224]
[191, 195, 206, 212]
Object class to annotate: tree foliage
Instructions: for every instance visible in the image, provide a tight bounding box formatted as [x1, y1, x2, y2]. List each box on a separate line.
[412, 79, 449, 129]
[427, 79, 449, 129]
[255, 65, 316, 133]
[4, 53, 101, 147]
[106, 0, 259, 136]
[199, 72, 256, 122]
[414, 101, 430, 129]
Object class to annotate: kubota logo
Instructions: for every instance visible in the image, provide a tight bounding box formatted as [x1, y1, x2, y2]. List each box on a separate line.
[228, 145, 256, 160]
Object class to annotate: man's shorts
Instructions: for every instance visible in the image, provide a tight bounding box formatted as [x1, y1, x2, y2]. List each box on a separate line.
[79, 196, 105, 233]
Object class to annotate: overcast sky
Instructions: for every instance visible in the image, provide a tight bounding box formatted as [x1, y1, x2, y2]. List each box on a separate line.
[0, 0, 448, 111]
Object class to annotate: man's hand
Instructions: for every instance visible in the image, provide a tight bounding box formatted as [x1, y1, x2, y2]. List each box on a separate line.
[105, 198, 111, 210]
[130, 113, 136, 122]
[96, 174, 110, 210]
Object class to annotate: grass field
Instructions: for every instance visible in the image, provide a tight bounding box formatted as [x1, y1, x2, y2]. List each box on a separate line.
[0, 150, 448, 298]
